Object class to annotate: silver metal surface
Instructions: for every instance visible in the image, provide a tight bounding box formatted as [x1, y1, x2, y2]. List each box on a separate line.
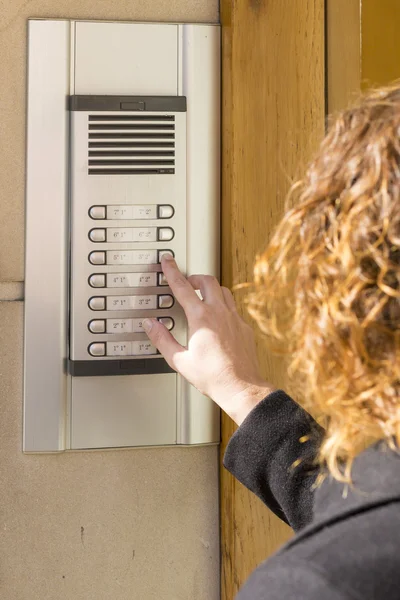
[69, 108, 187, 361]
[70, 374, 177, 449]
[23, 20, 71, 452]
[74, 22, 179, 96]
[176, 24, 221, 445]
[25, 19, 220, 451]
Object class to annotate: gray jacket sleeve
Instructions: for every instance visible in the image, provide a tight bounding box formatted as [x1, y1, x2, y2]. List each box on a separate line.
[223, 389, 323, 531]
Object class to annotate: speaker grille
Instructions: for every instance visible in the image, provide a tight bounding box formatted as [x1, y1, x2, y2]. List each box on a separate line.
[88, 114, 175, 175]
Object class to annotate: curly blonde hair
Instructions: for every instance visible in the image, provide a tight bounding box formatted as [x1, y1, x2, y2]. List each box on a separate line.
[247, 83, 400, 482]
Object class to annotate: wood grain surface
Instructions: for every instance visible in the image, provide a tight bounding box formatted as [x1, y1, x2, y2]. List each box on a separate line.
[220, 1, 325, 598]
[326, 0, 400, 116]
[326, 0, 361, 114]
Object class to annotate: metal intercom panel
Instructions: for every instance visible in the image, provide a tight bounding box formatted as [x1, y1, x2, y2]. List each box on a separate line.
[24, 20, 220, 452]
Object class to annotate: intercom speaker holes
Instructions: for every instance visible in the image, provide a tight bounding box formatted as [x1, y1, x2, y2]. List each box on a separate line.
[87, 113, 176, 176]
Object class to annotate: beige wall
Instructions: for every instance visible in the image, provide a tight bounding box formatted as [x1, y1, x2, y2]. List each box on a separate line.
[0, 2, 220, 599]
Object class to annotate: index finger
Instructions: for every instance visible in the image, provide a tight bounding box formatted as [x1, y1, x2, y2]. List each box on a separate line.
[161, 255, 203, 310]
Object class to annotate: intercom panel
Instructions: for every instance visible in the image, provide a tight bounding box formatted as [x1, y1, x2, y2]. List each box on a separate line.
[69, 96, 186, 372]
[24, 20, 220, 452]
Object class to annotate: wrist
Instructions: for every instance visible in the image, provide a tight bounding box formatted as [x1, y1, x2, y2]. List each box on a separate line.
[214, 379, 275, 425]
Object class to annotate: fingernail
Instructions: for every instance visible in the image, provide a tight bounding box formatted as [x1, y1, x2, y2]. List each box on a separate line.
[142, 318, 153, 333]
[162, 253, 174, 261]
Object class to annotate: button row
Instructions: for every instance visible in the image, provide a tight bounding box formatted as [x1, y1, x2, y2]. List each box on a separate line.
[89, 341, 158, 357]
[89, 204, 174, 220]
[89, 272, 168, 288]
[89, 317, 174, 334]
[89, 227, 175, 243]
[88, 294, 174, 311]
[89, 249, 174, 266]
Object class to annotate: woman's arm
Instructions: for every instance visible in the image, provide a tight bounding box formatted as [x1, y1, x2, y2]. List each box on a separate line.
[142, 255, 322, 529]
[224, 389, 322, 531]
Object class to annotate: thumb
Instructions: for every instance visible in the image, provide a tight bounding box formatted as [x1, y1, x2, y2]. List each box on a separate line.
[142, 318, 186, 371]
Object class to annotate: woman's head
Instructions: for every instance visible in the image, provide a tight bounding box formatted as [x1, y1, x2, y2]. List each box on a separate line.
[248, 83, 400, 482]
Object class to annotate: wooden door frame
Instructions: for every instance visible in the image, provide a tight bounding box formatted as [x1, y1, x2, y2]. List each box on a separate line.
[220, 2, 400, 599]
[220, 2, 325, 598]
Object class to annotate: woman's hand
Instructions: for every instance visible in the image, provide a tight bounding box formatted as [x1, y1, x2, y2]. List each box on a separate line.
[142, 255, 275, 425]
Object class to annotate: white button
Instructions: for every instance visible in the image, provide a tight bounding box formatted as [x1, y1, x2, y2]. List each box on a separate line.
[107, 274, 130, 288]
[89, 274, 106, 288]
[107, 295, 157, 310]
[158, 272, 168, 286]
[88, 320, 106, 333]
[131, 341, 158, 355]
[88, 343, 106, 356]
[89, 297, 106, 311]
[158, 294, 174, 309]
[106, 205, 133, 220]
[89, 206, 106, 220]
[158, 250, 174, 263]
[132, 228, 157, 241]
[107, 272, 157, 288]
[131, 295, 157, 309]
[131, 318, 146, 332]
[106, 319, 133, 333]
[107, 228, 132, 242]
[132, 205, 157, 219]
[158, 205, 174, 219]
[158, 228, 174, 241]
[107, 342, 132, 357]
[89, 251, 106, 265]
[106, 296, 131, 310]
[158, 317, 174, 330]
[107, 227, 157, 242]
[106, 318, 147, 333]
[89, 229, 106, 243]
[107, 250, 157, 265]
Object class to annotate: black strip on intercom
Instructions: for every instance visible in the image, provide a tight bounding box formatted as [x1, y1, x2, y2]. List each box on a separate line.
[69, 95, 187, 112]
[68, 358, 175, 377]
